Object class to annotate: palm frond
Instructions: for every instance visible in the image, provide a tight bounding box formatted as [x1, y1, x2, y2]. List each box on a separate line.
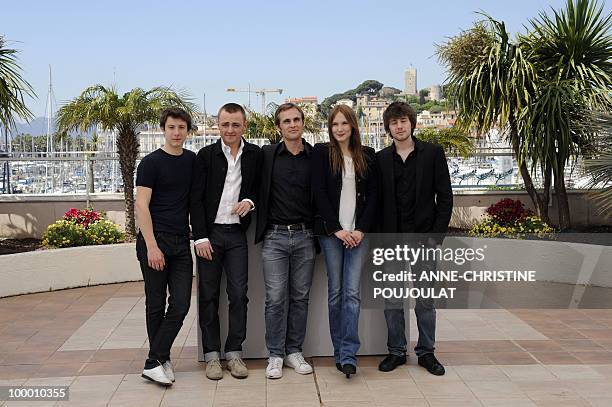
[0, 36, 36, 130]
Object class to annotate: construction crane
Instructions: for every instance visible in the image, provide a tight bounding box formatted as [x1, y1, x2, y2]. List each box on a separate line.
[227, 86, 283, 114]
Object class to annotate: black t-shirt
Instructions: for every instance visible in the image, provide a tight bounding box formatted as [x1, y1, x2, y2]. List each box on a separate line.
[136, 148, 196, 236]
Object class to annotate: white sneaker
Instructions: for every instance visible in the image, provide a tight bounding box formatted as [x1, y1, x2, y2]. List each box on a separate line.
[284, 352, 313, 375]
[266, 356, 284, 379]
[142, 364, 172, 386]
[162, 360, 175, 382]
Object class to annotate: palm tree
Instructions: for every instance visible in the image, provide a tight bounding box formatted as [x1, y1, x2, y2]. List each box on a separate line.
[245, 105, 322, 144]
[436, 19, 552, 223]
[518, 0, 612, 229]
[56, 85, 196, 240]
[246, 110, 280, 143]
[416, 127, 475, 158]
[0, 36, 36, 193]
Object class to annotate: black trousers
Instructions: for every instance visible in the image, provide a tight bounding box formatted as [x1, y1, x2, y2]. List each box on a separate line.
[136, 231, 193, 366]
[197, 224, 249, 355]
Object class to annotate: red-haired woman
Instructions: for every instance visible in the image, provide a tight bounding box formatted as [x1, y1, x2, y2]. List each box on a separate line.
[312, 105, 378, 378]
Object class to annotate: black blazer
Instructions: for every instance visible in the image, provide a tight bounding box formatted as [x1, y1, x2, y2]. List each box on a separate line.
[311, 143, 378, 235]
[254, 140, 313, 244]
[190, 138, 262, 240]
[376, 137, 453, 234]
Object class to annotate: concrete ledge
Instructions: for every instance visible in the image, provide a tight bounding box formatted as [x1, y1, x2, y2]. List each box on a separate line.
[450, 237, 612, 289]
[1, 237, 610, 296]
[0, 243, 141, 297]
[1, 190, 609, 238]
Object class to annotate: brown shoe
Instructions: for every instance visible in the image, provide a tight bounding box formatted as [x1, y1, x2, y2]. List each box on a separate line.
[227, 357, 248, 379]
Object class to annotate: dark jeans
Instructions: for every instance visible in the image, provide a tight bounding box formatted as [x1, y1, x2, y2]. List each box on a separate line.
[136, 231, 193, 367]
[385, 257, 437, 357]
[262, 227, 315, 358]
[197, 224, 248, 360]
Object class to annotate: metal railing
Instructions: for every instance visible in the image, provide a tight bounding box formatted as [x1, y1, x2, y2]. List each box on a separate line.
[0, 150, 592, 195]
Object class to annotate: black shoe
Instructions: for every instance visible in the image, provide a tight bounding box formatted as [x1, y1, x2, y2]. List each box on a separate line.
[342, 364, 356, 378]
[418, 353, 445, 376]
[336, 363, 342, 372]
[378, 354, 406, 372]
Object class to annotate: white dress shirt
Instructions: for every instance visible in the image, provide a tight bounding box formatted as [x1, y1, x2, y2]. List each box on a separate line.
[195, 139, 253, 245]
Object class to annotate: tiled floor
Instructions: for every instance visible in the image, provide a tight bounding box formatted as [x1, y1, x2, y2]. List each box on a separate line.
[1, 281, 612, 406]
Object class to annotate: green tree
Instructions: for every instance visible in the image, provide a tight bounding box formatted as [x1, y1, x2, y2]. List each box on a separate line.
[419, 89, 429, 105]
[246, 107, 321, 144]
[518, 0, 612, 229]
[0, 36, 36, 193]
[417, 127, 475, 158]
[246, 110, 279, 143]
[437, 19, 551, 223]
[56, 85, 196, 239]
[320, 80, 384, 117]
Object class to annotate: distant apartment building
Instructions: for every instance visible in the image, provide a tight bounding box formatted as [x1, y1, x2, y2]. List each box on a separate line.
[356, 94, 391, 129]
[333, 98, 355, 109]
[285, 96, 318, 120]
[416, 110, 457, 129]
[429, 84, 443, 101]
[404, 68, 417, 96]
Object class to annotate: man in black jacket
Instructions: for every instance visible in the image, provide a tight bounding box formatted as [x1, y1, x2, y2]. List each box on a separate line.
[190, 103, 261, 380]
[255, 103, 316, 380]
[376, 101, 453, 376]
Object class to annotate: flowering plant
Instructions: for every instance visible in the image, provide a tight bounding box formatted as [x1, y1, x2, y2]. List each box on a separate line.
[63, 208, 101, 229]
[470, 199, 554, 238]
[42, 208, 124, 248]
[485, 198, 532, 225]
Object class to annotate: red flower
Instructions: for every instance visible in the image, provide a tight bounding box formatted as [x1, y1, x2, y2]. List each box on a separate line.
[486, 199, 533, 225]
[63, 208, 101, 229]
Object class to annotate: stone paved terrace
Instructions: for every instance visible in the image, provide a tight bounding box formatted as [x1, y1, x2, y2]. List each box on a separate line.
[2, 281, 612, 406]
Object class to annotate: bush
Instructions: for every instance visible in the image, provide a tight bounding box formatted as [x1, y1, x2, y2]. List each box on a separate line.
[42, 208, 124, 248]
[42, 220, 91, 248]
[87, 219, 125, 245]
[470, 199, 554, 238]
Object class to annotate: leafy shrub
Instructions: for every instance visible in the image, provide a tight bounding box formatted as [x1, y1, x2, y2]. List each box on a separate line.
[42, 208, 124, 248]
[470, 199, 554, 238]
[42, 220, 91, 248]
[87, 219, 125, 245]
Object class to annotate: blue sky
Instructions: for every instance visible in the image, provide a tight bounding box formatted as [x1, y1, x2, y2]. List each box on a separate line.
[3, 0, 579, 118]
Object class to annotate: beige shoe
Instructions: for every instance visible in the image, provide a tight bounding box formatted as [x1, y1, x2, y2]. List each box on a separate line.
[227, 357, 249, 379]
[206, 359, 223, 380]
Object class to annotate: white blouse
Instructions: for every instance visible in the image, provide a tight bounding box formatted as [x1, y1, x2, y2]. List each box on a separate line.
[339, 155, 357, 231]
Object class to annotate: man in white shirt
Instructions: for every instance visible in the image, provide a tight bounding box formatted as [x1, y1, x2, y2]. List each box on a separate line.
[190, 103, 261, 380]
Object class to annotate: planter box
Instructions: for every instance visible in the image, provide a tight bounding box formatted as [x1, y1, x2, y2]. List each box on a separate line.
[0, 243, 142, 297]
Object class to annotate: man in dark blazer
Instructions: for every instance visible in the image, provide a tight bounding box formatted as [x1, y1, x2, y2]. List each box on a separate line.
[255, 103, 316, 380]
[190, 103, 261, 380]
[376, 101, 453, 376]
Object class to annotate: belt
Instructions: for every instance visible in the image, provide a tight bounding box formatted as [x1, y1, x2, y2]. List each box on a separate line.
[214, 223, 241, 230]
[269, 223, 308, 232]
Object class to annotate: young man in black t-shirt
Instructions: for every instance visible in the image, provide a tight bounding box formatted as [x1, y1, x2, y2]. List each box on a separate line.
[135, 107, 196, 386]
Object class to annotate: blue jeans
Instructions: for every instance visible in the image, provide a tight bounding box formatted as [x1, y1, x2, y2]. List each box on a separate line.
[319, 235, 368, 366]
[262, 227, 315, 358]
[385, 258, 437, 357]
